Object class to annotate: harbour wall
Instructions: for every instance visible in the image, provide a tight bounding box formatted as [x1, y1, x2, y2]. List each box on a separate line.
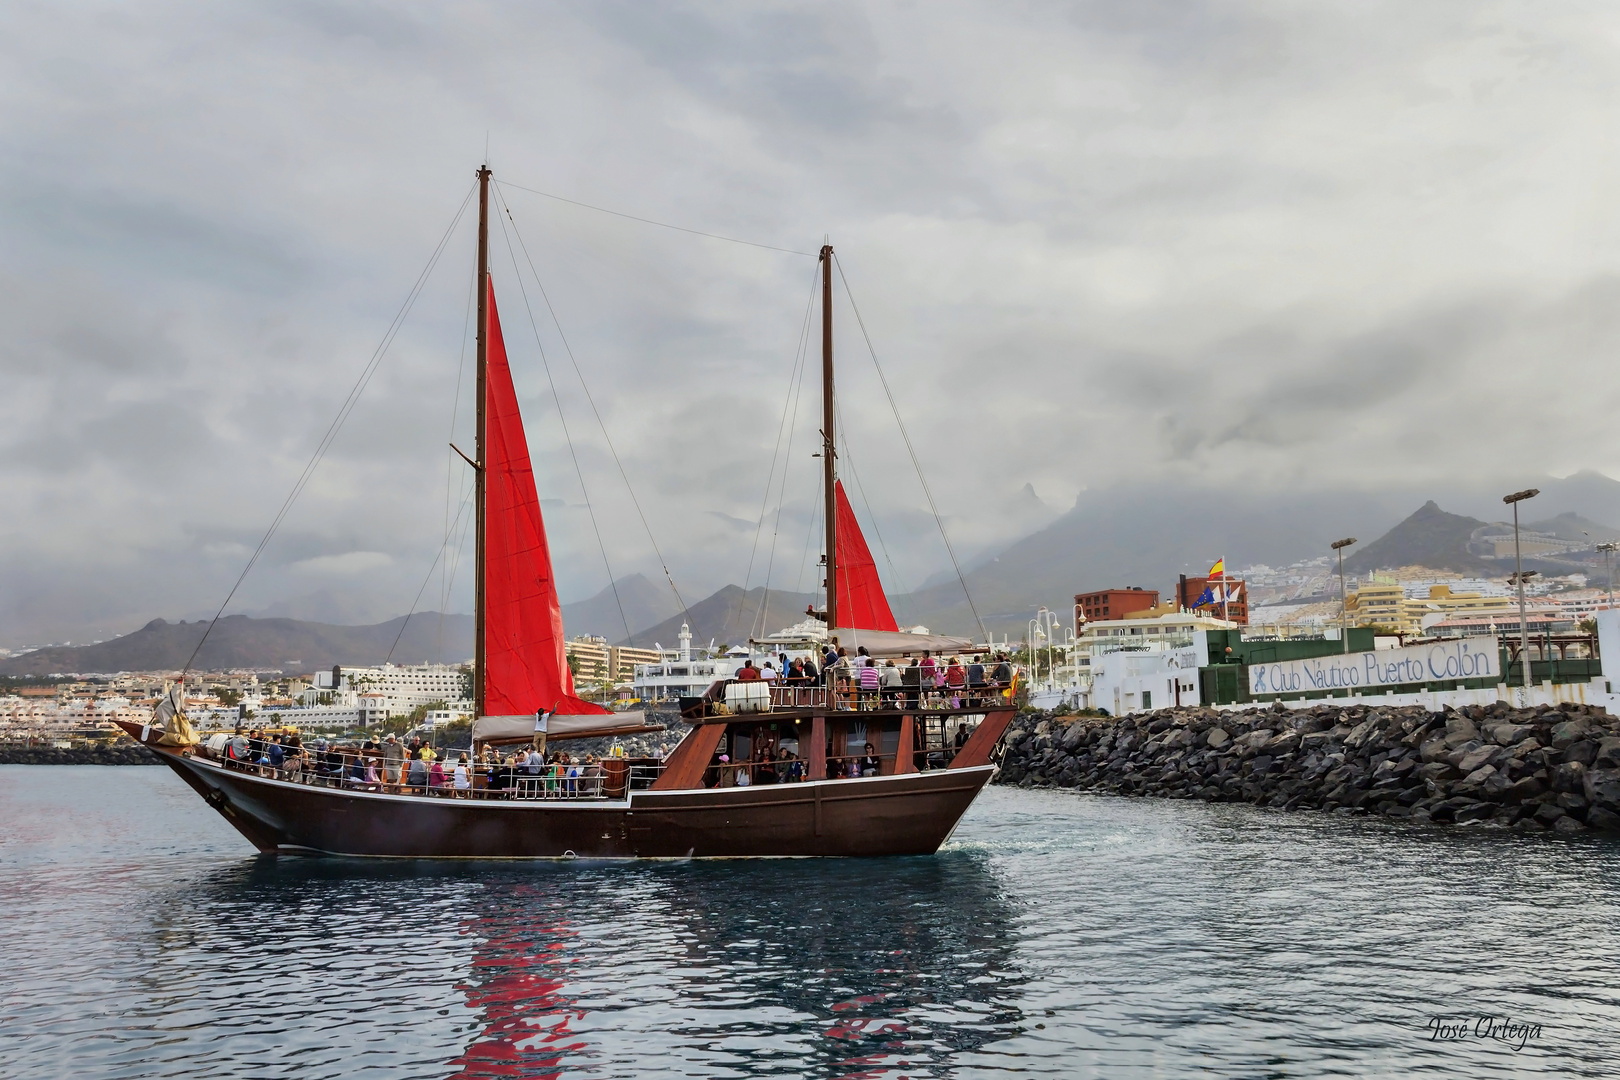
[993, 702, 1620, 834]
[0, 742, 161, 766]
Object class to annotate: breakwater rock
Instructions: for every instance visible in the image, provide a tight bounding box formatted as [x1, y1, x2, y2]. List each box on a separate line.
[994, 702, 1620, 834]
[0, 741, 161, 766]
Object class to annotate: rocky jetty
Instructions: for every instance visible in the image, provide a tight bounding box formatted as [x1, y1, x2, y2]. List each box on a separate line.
[994, 702, 1620, 834]
[0, 741, 161, 766]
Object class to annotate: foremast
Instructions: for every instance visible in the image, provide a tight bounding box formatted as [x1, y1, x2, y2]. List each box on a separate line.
[820, 243, 837, 630]
[474, 166, 491, 722]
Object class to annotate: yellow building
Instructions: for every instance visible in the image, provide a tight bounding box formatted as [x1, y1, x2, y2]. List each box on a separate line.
[1345, 583, 1517, 636]
[565, 637, 664, 684]
[609, 645, 662, 682]
[565, 636, 612, 683]
[1345, 583, 1410, 632]
[1410, 585, 1514, 631]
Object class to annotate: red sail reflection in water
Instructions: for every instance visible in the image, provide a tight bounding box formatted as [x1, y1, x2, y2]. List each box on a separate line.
[445, 904, 586, 1079]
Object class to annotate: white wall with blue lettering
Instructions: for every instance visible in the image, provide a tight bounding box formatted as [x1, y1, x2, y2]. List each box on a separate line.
[1246, 638, 1499, 698]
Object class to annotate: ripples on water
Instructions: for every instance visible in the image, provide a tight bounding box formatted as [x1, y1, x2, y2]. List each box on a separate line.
[2, 766, 1618, 1078]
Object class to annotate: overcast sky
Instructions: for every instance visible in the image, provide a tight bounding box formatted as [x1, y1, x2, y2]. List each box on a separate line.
[5, 1, 1620, 647]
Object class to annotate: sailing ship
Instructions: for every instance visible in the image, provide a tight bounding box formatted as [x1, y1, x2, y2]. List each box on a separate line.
[116, 167, 1018, 858]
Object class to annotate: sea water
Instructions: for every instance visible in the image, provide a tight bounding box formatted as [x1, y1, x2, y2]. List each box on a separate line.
[2, 765, 1617, 1078]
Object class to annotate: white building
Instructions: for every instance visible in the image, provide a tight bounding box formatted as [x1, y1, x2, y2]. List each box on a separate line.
[311, 663, 469, 718]
[632, 623, 739, 702]
[1074, 609, 1235, 677]
[426, 700, 475, 727]
[1088, 641, 1206, 716]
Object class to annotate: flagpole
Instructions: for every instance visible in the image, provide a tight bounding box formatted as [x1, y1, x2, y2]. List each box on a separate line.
[1220, 555, 1229, 624]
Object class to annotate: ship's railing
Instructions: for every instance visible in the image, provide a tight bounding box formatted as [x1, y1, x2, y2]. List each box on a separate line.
[758, 680, 1016, 713]
[204, 749, 666, 801]
[701, 738, 979, 786]
[767, 685, 829, 709]
[815, 684, 1015, 712]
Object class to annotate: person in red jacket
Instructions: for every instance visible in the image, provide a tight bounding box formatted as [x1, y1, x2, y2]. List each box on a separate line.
[734, 660, 763, 682]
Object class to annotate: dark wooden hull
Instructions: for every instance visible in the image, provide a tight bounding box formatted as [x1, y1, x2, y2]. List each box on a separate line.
[130, 734, 996, 859]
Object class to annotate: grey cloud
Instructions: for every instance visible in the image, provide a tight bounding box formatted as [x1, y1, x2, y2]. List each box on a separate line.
[8, 186, 308, 294]
[4, 1, 1620, 647]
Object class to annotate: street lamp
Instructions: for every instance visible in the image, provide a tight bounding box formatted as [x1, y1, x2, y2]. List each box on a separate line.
[1504, 487, 1540, 692]
[1331, 537, 1357, 655]
[1598, 541, 1618, 611]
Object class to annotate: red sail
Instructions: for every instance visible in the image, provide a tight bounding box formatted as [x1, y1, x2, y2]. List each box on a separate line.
[482, 281, 610, 717]
[834, 480, 899, 632]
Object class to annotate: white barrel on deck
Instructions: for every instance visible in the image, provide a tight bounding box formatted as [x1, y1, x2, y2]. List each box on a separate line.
[724, 682, 771, 714]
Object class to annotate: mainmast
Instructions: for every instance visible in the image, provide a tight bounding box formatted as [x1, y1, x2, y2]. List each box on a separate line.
[820, 244, 837, 631]
[474, 166, 491, 721]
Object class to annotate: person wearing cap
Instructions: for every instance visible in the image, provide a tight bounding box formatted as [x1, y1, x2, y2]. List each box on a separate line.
[382, 733, 404, 792]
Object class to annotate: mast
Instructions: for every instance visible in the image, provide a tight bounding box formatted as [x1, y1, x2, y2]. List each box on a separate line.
[820, 243, 837, 631]
[474, 166, 491, 721]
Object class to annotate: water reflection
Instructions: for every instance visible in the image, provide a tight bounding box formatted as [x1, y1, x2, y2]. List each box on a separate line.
[17, 770, 1620, 1077]
[163, 853, 1026, 1077]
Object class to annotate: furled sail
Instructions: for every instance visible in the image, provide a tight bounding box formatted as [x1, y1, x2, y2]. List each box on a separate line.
[482, 281, 611, 718]
[829, 627, 981, 659]
[152, 681, 199, 746]
[834, 480, 899, 632]
[471, 711, 662, 746]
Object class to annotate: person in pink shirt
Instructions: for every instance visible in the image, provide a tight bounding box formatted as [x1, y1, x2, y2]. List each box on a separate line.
[919, 651, 938, 699]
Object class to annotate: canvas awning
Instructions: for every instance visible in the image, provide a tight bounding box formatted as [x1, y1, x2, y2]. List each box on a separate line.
[831, 627, 984, 658]
[752, 627, 986, 659]
[472, 711, 663, 746]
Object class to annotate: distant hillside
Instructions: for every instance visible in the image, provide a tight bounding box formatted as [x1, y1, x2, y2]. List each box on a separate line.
[0, 613, 474, 676]
[623, 585, 817, 651]
[1524, 511, 1620, 544]
[885, 484, 1415, 637]
[1342, 501, 1497, 576]
[561, 573, 682, 644]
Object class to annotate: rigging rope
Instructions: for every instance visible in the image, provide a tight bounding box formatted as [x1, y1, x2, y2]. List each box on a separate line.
[436, 265, 477, 655]
[741, 261, 820, 640]
[494, 205, 636, 647]
[496, 180, 816, 257]
[388, 484, 476, 664]
[793, 466, 824, 600]
[753, 317, 817, 640]
[494, 182, 692, 630]
[833, 254, 989, 644]
[182, 181, 478, 675]
[834, 406, 916, 626]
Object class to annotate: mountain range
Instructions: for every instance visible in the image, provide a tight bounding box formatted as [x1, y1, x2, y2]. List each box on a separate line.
[13, 470, 1620, 674]
[0, 613, 475, 677]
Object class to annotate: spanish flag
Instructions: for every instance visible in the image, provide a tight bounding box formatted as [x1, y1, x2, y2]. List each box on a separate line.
[1208, 558, 1224, 578]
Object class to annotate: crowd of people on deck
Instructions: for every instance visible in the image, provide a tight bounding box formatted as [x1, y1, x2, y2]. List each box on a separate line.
[725, 641, 1016, 711]
[217, 730, 652, 800]
[707, 715, 980, 788]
